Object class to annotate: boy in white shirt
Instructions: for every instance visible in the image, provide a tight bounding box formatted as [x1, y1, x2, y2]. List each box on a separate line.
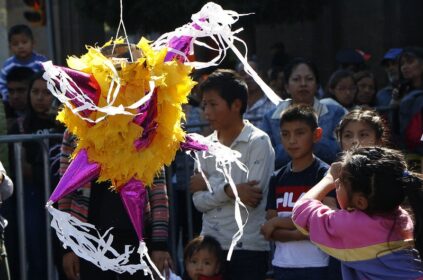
[189, 69, 275, 280]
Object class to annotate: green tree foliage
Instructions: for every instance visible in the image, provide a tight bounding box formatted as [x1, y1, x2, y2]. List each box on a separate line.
[74, 0, 329, 34]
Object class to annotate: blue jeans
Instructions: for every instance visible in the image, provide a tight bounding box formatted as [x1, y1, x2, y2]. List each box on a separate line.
[273, 266, 329, 280]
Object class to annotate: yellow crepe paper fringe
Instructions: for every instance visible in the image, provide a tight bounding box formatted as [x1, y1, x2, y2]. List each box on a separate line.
[57, 38, 195, 190]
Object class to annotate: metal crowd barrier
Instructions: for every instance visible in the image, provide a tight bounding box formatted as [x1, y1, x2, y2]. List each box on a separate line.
[0, 133, 63, 280]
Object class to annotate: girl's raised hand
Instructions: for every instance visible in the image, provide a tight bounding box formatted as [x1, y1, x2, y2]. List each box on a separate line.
[329, 162, 343, 180]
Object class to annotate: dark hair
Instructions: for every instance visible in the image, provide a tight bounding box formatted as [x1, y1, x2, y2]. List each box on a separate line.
[353, 71, 377, 105]
[397, 46, 423, 90]
[283, 57, 320, 85]
[27, 71, 45, 88]
[269, 66, 284, 81]
[8, 24, 33, 42]
[26, 70, 50, 112]
[340, 147, 423, 257]
[279, 104, 318, 131]
[327, 69, 354, 92]
[400, 46, 423, 62]
[184, 235, 223, 273]
[6, 66, 35, 84]
[353, 70, 376, 85]
[336, 107, 389, 147]
[199, 69, 248, 116]
[23, 71, 57, 132]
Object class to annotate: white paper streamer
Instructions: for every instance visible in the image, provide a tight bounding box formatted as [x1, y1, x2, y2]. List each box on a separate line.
[42, 61, 156, 123]
[188, 133, 249, 260]
[46, 201, 161, 278]
[152, 2, 282, 105]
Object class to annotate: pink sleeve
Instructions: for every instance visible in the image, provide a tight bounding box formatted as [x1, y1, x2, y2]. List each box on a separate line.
[292, 198, 355, 250]
[292, 199, 410, 251]
[292, 199, 356, 249]
[292, 198, 336, 236]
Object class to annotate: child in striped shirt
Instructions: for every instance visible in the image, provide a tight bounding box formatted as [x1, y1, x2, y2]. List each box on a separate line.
[0, 24, 47, 101]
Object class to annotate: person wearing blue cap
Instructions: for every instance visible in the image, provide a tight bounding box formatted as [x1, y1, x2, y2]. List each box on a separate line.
[375, 48, 403, 109]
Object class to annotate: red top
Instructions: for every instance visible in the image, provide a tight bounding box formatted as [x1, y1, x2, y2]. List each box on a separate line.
[199, 274, 223, 280]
